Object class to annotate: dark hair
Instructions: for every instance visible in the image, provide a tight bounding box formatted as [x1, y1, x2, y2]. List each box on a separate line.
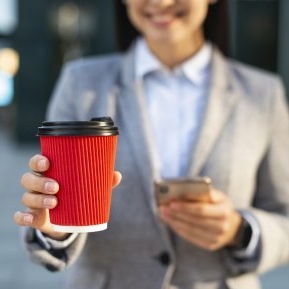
[114, 0, 229, 55]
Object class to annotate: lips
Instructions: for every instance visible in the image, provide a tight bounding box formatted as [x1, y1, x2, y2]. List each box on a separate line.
[147, 13, 174, 23]
[144, 10, 185, 28]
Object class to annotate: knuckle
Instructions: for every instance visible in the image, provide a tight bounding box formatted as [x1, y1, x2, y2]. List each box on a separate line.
[20, 172, 31, 187]
[13, 212, 21, 225]
[21, 192, 44, 209]
[196, 205, 207, 215]
[217, 222, 229, 235]
[29, 154, 48, 171]
[21, 192, 29, 207]
[21, 192, 37, 208]
[223, 209, 231, 218]
[21, 171, 45, 192]
[28, 155, 39, 170]
[23, 172, 47, 193]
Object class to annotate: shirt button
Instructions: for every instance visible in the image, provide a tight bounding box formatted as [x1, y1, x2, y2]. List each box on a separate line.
[157, 251, 171, 266]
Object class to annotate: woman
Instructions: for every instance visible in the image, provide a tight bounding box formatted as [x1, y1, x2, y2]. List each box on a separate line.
[14, 0, 289, 288]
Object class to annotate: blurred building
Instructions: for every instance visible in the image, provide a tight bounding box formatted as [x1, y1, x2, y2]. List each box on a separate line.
[0, 0, 288, 142]
[0, 0, 18, 125]
[230, 0, 289, 94]
[10, 0, 116, 142]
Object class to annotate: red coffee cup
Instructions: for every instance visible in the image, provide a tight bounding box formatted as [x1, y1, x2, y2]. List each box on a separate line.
[37, 117, 118, 233]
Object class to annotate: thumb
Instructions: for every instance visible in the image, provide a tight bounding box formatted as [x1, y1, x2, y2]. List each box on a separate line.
[210, 189, 226, 203]
[112, 171, 122, 188]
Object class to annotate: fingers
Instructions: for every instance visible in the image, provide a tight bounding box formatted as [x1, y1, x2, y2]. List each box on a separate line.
[160, 206, 230, 234]
[14, 211, 34, 226]
[162, 200, 232, 219]
[13, 209, 48, 229]
[163, 210, 242, 251]
[159, 197, 241, 250]
[29, 154, 50, 172]
[210, 189, 227, 203]
[165, 217, 226, 251]
[21, 172, 59, 195]
[14, 210, 70, 240]
[22, 191, 58, 209]
[22, 154, 59, 195]
[16, 187, 57, 232]
[14, 154, 57, 234]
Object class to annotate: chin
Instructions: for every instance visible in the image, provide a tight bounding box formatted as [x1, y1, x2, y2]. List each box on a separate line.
[146, 32, 185, 46]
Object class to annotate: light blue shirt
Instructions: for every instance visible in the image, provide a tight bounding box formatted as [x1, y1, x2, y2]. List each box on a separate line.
[135, 38, 212, 178]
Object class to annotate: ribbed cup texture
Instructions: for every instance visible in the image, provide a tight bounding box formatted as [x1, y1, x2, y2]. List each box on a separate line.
[40, 136, 117, 227]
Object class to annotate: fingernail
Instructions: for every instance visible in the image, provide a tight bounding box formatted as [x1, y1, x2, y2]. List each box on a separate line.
[44, 197, 56, 208]
[38, 159, 46, 170]
[45, 182, 58, 193]
[23, 214, 33, 225]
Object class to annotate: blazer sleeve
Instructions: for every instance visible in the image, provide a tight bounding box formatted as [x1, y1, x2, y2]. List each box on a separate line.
[22, 227, 88, 272]
[251, 77, 289, 273]
[22, 62, 88, 271]
[46, 61, 80, 121]
[222, 77, 289, 276]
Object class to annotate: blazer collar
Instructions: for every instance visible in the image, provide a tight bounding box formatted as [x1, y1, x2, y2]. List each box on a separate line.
[188, 47, 240, 175]
[117, 43, 240, 193]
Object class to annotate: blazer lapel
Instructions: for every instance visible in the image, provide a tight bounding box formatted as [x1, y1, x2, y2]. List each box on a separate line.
[116, 47, 158, 206]
[116, 47, 178, 257]
[189, 48, 240, 176]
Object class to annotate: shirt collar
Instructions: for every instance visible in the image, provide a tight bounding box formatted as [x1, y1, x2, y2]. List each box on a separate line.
[135, 37, 212, 85]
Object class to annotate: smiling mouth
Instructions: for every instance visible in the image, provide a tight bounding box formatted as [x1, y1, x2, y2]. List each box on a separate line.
[144, 11, 186, 26]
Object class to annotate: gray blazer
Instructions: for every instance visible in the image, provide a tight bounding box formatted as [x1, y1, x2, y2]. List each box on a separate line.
[24, 45, 289, 289]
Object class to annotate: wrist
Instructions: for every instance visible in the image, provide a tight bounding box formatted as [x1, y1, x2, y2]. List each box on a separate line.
[41, 230, 70, 241]
[35, 229, 79, 250]
[227, 211, 242, 246]
[230, 212, 252, 249]
[227, 209, 261, 258]
[42, 232, 71, 241]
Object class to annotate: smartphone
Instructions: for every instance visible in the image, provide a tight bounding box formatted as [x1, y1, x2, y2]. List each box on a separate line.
[154, 176, 212, 205]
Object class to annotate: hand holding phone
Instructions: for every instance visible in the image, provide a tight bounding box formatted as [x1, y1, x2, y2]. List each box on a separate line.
[154, 177, 212, 205]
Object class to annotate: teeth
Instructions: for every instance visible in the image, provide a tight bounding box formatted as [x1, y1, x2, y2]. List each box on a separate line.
[151, 14, 174, 23]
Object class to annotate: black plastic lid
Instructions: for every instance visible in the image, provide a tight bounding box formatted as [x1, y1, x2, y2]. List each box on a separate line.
[37, 117, 118, 136]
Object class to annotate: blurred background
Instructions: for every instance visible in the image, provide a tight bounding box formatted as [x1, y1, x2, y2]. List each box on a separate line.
[0, 0, 289, 288]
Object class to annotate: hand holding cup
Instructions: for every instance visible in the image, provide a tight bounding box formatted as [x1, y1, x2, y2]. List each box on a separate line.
[14, 117, 121, 236]
[14, 154, 122, 239]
